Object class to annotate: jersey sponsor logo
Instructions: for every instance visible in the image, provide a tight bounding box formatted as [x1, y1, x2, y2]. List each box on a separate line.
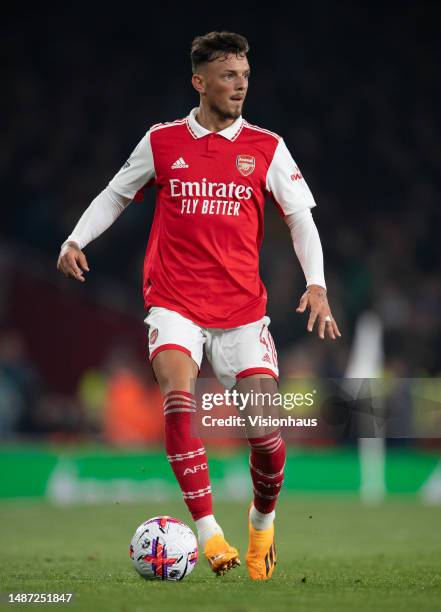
[236, 154, 255, 177]
[171, 157, 189, 169]
[183, 463, 208, 475]
[290, 167, 303, 181]
[169, 178, 253, 200]
[169, 179, 254, 217]
[149, 328, 158, 344]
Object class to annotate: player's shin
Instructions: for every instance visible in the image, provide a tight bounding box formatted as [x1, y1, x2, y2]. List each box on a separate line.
[163, 390, 240, 574]
[248, 429, 286, 521]
[246, 429, 285, 580]
[163, 391, 213, 522]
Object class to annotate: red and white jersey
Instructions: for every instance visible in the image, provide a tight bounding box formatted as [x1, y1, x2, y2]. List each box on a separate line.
[109, 108, 317, 328]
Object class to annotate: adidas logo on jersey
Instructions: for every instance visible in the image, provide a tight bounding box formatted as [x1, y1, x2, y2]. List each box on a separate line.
[171, 157, 189, 169]
[262, 353, 272, 364]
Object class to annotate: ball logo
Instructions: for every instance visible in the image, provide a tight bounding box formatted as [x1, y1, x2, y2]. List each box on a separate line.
[236, 154, 255, 177]
[149, 328, 158, 344]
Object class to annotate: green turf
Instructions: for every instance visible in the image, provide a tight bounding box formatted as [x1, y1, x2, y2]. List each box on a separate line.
[0, 498, 440, 611]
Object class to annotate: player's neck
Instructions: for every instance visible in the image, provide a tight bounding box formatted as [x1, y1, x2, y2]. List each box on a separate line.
[195, 104, 238, 133]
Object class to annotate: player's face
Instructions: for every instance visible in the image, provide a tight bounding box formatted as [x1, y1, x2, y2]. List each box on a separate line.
[195, 54, 250, 120]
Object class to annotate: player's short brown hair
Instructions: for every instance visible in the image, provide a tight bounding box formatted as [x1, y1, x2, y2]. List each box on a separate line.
[191, 31, 249, 73]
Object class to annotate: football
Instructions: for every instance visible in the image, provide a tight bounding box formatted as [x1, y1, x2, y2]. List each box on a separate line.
[129, 516, 198, 581]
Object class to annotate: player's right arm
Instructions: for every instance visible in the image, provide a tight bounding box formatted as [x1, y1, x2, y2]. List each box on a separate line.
[57, 130, 155, 281]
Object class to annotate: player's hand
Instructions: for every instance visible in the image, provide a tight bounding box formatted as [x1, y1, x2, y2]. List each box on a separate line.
[57, 241, 89, 282]
[296, 284, 341, 340]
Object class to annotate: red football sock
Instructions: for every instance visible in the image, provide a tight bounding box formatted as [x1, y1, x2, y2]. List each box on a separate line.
[164, 391, 212, 521]
[248, 430, 286, 514]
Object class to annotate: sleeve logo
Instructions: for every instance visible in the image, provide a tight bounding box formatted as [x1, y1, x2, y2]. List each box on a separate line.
[236, 154, 255, 176]
[290, 166, 303, 181]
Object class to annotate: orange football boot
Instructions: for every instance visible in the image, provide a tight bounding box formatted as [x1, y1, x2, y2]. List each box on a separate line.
[204, 534, 241, 576]
[246, 520, 276, 580]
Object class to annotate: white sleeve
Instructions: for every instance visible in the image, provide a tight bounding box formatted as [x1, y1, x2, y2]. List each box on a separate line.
[61, 186, 131, 251]
[266, 139, 316, 215]
[61, 130, 156, 251]
[108, 130, 155, 199]
[285, 208, 326, 289]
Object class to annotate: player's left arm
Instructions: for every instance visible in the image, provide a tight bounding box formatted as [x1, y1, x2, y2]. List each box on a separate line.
[285, 209, 341, 340]
[266, 138, 341, 340]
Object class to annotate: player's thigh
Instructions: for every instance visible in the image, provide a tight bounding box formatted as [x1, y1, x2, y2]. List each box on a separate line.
[152, 350, 198, 395]
[145, 306, 203, 394]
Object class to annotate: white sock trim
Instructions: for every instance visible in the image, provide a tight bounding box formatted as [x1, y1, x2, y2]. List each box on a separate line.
[250, 504, 275, 530]
[195, 514, 223, 548]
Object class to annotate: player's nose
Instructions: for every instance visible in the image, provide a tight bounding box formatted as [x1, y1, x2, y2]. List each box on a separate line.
[235, 78, 247, 91]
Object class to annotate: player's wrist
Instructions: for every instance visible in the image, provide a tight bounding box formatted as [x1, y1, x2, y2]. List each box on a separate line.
[60, 240, 81, 255]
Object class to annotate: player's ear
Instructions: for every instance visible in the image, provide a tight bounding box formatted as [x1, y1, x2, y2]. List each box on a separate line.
[192, 73, 205, 94]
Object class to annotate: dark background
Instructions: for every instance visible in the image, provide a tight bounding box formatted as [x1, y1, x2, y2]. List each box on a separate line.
[1, 1, 440, 440]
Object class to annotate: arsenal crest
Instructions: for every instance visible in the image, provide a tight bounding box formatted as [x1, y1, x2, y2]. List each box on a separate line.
[149, 328, 158, 344]
[236, 154, 255, 177]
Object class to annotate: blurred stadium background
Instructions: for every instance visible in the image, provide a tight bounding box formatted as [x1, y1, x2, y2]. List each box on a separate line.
[2, 2, 441, 511]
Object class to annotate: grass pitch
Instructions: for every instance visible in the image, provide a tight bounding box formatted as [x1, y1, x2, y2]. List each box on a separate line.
[0, 497, 440, 611]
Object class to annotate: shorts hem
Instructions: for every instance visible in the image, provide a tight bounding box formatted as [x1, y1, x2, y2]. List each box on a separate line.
[236, 367, 279, 381]
[150, 344, 200, 371]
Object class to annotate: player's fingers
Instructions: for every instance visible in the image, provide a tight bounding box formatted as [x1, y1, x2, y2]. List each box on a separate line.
[296, 293, 308, 313]
[307, 309, 318, 332]
[65, 253, 85, 282]
[57, 255, 65, 274]
[78, 251, 90, 272]
[332, 319, 341, 337]
[65, 254, 82, 276]
[326, 319, 336, 340]
[318, 317, 326, 340]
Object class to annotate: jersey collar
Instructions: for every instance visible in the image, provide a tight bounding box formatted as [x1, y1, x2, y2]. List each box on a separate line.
[186, 107, 243, 141]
